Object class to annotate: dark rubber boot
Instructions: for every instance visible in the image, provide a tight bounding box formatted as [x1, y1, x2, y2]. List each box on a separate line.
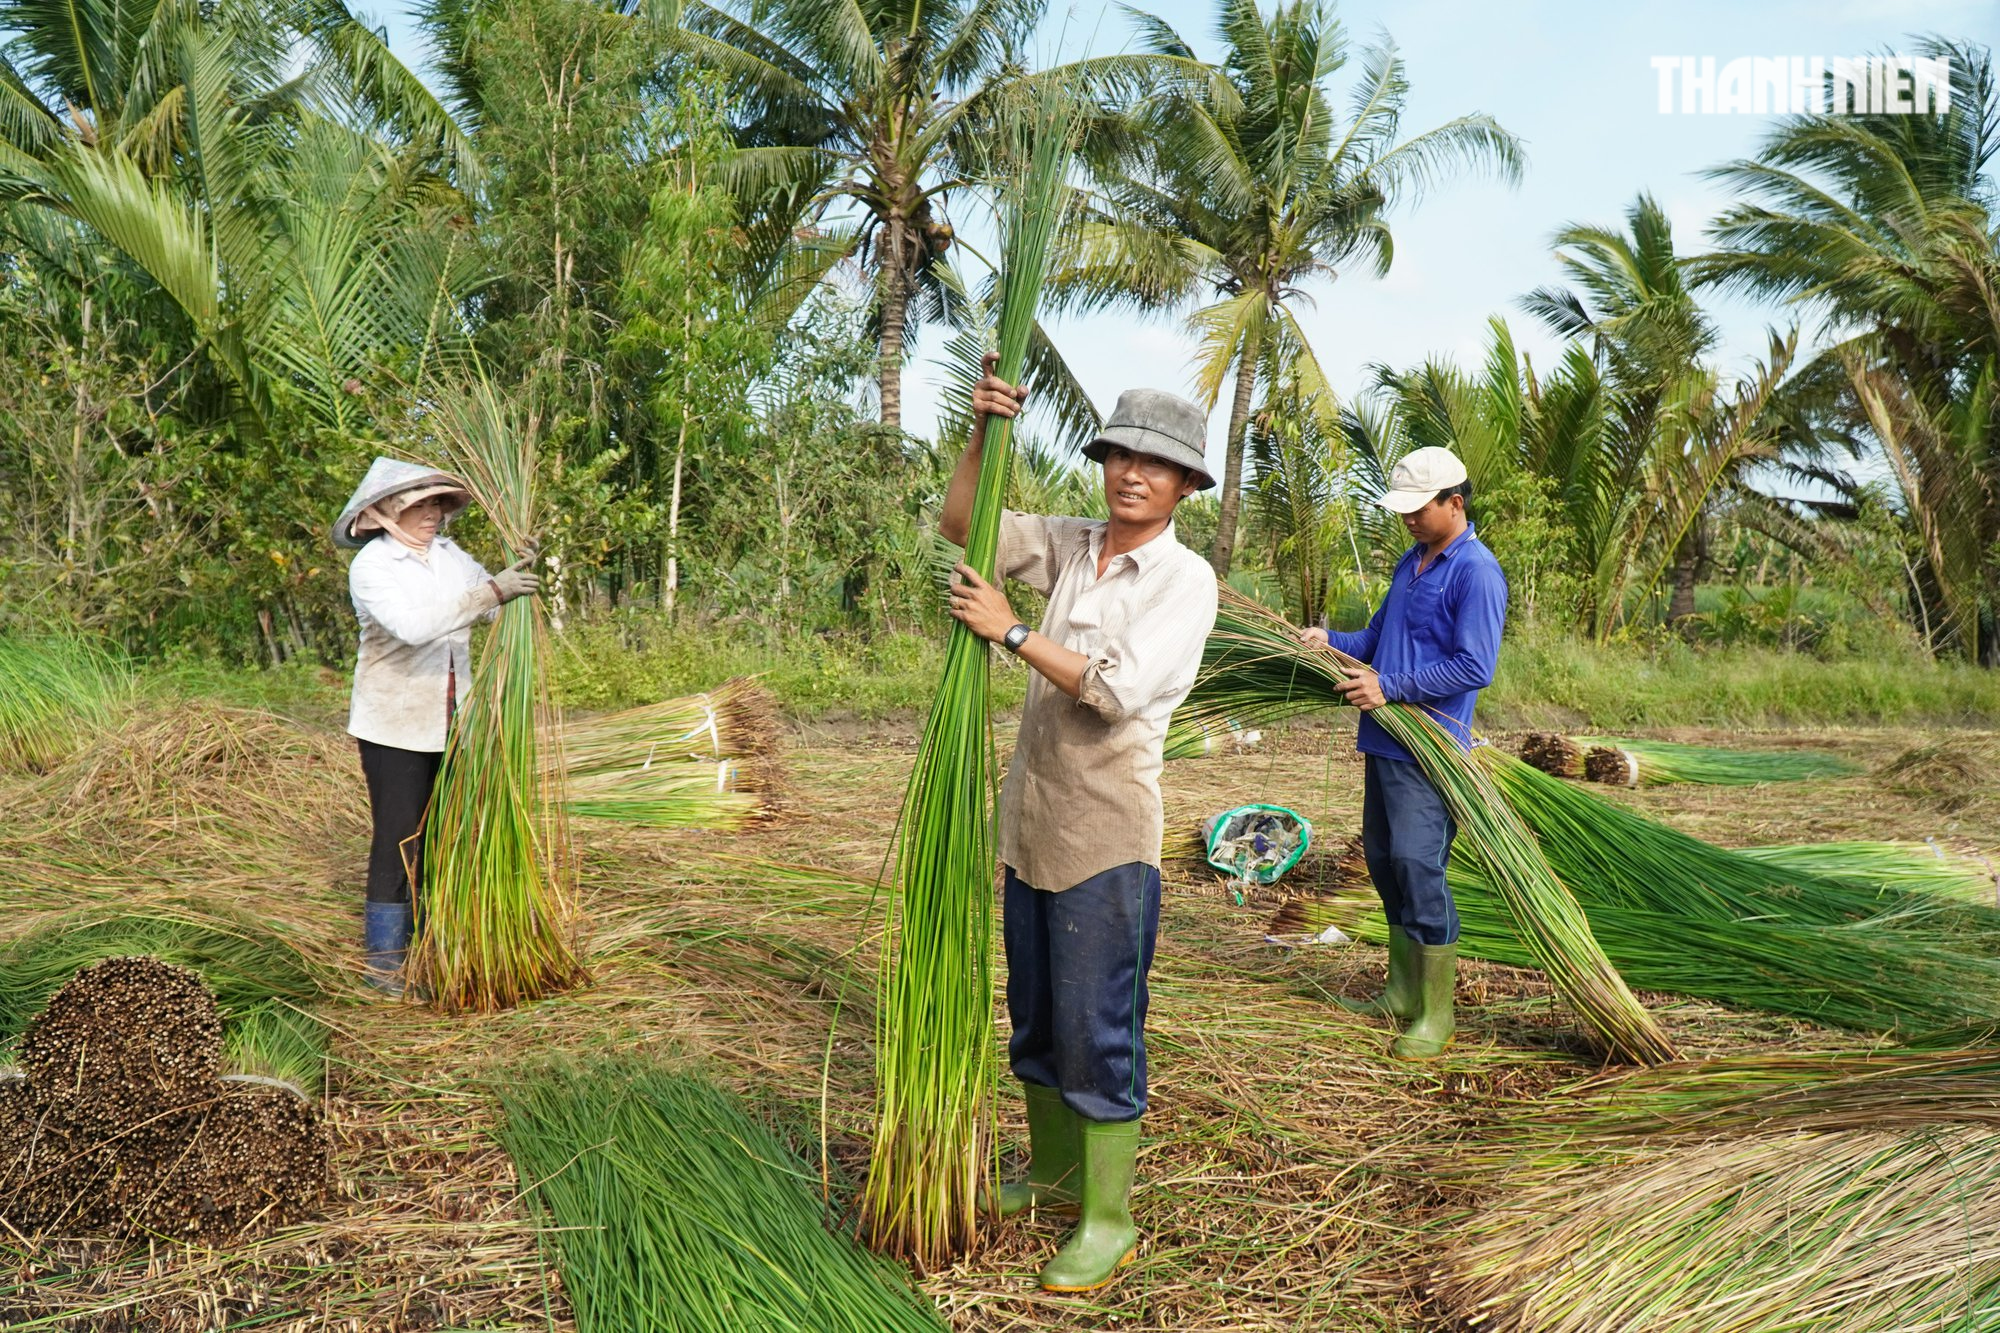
[1038, 1119, 1140, 1293]
[364, 900, 411, 997]
[1338, 925, 1418, 1019]
[1390, 941, 1458, 1060]
[999, 1081, 1081, 1217]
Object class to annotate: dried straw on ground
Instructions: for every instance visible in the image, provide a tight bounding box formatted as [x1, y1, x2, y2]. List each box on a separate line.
[1435, 1129, 2000, 1332]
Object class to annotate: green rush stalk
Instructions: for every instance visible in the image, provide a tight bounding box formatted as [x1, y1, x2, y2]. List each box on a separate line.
[0, 633, 127, 772]
[498, 1059, 946, 1333]
[861, 90, 1084, 1267]
[409, 376, 584, 1013]
[1572, 735, 1858, 787]
[1474, 749, 2000, 950]
[1184, 589, 1678, 1064]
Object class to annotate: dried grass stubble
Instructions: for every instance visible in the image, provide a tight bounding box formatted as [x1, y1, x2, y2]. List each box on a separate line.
[1434, 1129, 2000, 1333]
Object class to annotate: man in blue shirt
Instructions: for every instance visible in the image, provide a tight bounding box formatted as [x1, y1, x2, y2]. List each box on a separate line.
[1301, 446, 1508, 1058]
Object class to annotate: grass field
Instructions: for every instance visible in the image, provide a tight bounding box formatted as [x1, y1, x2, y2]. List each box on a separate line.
[1, 696, 1996, 1330]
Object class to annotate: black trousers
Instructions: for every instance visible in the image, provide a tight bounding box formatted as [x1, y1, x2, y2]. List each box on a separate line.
[1003, 861, 1162, 1123]
[358, 739, 443, 904]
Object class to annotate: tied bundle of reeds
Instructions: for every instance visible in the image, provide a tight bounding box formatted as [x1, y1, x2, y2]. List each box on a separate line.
[1, 957, 330, 1241]
[409, 377, 584, 1012]
[561, 678, 778, 775]
[0, 634, 127, 772]
[559, 680, 781, 829]
[495, 1059, 946, 1333]
[1550, 734, 1857, 787]
[1516, 732, 1583, 779]
[1185, 589, 1677, 1064]
[861, 90, 1085, 1266]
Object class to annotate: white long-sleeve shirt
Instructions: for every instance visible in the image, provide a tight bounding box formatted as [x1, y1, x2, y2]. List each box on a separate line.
[346, 535, 499, 752]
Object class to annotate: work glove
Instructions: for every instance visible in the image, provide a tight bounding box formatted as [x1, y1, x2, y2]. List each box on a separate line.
[491, 556, 541, 604]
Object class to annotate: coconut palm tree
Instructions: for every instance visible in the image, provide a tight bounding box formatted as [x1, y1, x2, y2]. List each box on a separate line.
[1051, 0, 1523, 573]
[1691, 37, 1999, 662]
[1351, 312, 1793, 640]
[1523, 192, 1766, 625]
[0, 0, 477, 433]
[653, 0, 1155, 437]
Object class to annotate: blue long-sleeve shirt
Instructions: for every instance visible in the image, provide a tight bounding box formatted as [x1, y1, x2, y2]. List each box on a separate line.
[1326, 524, 1508, 762]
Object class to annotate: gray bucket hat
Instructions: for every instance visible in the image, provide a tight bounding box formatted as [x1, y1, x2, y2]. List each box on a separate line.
[1081, 389, 1216, 489]
[331, 456, 472, 549]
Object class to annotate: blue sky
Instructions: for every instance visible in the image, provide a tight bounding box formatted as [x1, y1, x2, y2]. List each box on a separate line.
[367, 0, 1993, 475]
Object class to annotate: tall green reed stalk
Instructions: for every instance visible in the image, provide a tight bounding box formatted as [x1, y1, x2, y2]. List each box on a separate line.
[0, 634, 127, 772]
[1185, 589, 1678, 1064]
[861, 90, 1084, 1267]
[409, 377, 584, 1012]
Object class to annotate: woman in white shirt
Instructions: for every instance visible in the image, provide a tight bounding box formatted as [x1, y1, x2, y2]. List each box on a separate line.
[332, 457, 540, 994]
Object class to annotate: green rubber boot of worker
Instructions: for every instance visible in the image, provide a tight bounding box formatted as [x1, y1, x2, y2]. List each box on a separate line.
[1390, 941, 1457, 1060]
[1338, 925, 1418, 1019]
[1038, 1118, 1141, 1293]
[998, 1081, 1081, 1216]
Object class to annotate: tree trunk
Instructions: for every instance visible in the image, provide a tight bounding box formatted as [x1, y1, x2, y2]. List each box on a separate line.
[664, 419, 686, 616]
[877, 216, 911, 431]
[1666, 524, 1703, 632]
[1208, 329, 1261, 576]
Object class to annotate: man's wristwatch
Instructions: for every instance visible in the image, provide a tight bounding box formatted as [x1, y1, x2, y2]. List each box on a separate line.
[1001, 623, 1031, 654]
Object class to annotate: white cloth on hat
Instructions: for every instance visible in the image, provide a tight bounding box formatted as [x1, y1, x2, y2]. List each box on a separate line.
[346, 535, 499, 752]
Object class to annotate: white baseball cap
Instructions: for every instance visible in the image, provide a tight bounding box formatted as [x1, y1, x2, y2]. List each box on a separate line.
[1379, 446, 1470, 514]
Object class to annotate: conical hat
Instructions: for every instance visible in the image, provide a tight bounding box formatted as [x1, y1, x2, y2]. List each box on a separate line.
[331, 457, 472, 549]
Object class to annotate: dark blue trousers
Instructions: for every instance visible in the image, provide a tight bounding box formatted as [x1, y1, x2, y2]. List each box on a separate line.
[1361, 754, 1461, 946]
[1002, 861, 1161, 1124]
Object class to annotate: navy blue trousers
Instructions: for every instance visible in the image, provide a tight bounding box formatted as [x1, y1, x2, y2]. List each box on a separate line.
[1002, 861, 1161, 1124]
[1361, 754, 1461, 946]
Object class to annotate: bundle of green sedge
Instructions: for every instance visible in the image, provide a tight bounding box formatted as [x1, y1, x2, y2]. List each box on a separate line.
[408, 376, 585, 1012]
[861, 89, 1087, 1267]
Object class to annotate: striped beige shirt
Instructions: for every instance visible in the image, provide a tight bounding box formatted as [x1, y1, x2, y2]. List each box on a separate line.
[996, 511, 1219, 892]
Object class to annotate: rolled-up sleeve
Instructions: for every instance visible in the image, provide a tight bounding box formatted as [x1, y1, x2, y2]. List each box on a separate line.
[1076, 559, 1219, 723]
[351, 553, 498, 646]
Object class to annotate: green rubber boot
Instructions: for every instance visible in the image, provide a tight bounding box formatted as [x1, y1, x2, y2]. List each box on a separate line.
[1338, 925, 1418, 1019]
[998, 1081, 1081, 1217]
[1390, 941, 1457, 1060]
[1038, 1119, 1140, 1293]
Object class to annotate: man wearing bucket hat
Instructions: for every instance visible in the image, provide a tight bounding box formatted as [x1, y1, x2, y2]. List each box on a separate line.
[1301, 445, 1508, 1059]
[938, 354, 1219, 1293]
[333, 457, 541, 996]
